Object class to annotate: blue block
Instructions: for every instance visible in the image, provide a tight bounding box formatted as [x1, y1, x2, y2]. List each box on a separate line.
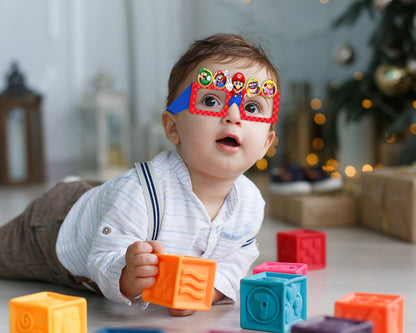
[96, 329, 164, 333]
[240, 272, 307, 333]
[291, 316, 373, 333]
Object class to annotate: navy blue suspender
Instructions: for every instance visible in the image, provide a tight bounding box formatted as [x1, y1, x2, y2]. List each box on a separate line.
[135, 162, 164, 241]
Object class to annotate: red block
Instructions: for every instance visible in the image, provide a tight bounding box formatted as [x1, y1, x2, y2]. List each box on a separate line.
[335, 292, 404, 333]
[277, 229, 326, 270]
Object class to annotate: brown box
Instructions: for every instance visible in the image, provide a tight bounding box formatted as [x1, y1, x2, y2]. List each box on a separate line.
[360, 168, 416, 242]
[268, 192, 290, 221]
[378, 141, 404, 167]
[268, 192, 358, 227]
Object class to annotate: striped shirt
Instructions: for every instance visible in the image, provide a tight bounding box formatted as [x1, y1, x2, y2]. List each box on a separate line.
[56, 151, 265, 305]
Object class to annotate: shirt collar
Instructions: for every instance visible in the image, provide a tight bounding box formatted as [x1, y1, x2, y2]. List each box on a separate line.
[224, 182, 239, 217]
[166, 150, 240, 219]
[166, 150, 193, 190]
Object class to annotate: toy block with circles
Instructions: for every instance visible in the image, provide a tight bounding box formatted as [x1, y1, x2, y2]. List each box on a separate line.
[291, 315, 373, 333]
[240, 271, 307, 333]
[142, 253, 216, 311]
[9, 291, 87, 333]
[277, 229, 326, 270]
[253, 262, 307, 276]
[335, 292, 404, 333]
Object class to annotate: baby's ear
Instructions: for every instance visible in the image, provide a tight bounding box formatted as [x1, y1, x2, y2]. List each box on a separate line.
[161, 111, 181, 145]
[259, 129, 276, 159]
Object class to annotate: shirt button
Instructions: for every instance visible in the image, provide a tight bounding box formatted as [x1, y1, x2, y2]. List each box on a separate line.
[102, 226, 111, 234]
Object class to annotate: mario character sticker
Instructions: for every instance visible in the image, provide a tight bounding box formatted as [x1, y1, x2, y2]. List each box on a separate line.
[261, 80, 277, 98]
[228, 72, 246, 107]
[197, 68, 213, 87]
[213, 70, 228, 88]
[246, 78, 260, 98]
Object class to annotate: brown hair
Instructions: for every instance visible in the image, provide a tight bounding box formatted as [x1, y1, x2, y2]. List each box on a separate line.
[166, 33, 280, 108]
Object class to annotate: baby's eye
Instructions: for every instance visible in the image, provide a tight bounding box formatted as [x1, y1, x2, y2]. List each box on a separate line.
[202, 95, 220, 107]
[245, 102, 261, 114]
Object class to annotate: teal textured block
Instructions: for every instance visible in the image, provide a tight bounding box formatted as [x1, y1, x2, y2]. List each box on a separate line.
[240, 272, 307, 333]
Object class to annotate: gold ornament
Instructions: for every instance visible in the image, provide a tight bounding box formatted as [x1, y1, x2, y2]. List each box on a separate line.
[375, 63, 410, 96]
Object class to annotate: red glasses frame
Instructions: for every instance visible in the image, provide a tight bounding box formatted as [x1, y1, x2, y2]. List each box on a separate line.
[188, 82, 280, 124]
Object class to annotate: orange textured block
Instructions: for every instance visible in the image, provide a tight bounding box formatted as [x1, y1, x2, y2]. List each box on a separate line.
[335, 292, 404, 333]
[9, 292, 87, 333]
[142, 254, 216, 311]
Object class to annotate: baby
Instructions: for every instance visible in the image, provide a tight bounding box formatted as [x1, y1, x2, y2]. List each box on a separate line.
[0, 33, 280, 317]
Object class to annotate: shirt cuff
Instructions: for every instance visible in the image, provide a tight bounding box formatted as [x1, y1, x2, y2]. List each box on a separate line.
[92, 254, 135, 306]
[214, 296, 235, 305]
[214, 271, 237, 303]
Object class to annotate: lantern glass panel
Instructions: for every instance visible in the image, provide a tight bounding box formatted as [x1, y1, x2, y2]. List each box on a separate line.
[80, 108, 97, 171]
[6, 108, 27, 181]
[106, 111, 123, 168]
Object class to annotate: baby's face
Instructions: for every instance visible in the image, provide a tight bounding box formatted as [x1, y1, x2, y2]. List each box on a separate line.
[170, 59, 276, 181]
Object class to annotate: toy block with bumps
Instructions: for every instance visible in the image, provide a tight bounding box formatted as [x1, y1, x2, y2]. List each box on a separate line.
[291, 315, 373, 333]
[335, 292, 404, 333]
[9, 291, 87, 333]
[277, 229, 326, 270]
[142, 253, 216, 311]
[240, 271, 307, 333]
[253, 262, 307, 276]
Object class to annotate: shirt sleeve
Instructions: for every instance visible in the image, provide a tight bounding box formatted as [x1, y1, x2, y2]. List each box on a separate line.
[212, 179, 265, 303]
[214, 234, 260, 302]
[86, 175, 149, 305]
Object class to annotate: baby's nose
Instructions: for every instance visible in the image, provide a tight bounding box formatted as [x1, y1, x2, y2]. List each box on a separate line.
[225, 104, 242, 124]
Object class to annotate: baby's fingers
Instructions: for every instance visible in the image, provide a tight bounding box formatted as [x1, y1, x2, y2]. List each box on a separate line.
[129, 263, 158, 278]
[128, 276, 156, 292]
[147, 240, 167, 254]
[126, 241, 153, 256]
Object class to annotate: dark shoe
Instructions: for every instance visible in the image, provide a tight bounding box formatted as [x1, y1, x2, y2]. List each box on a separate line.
[269, 164, 312, 195]
[303, 165, 343, 193]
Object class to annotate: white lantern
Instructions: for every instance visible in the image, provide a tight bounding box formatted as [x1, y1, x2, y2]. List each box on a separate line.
[80, 72, 130, 180]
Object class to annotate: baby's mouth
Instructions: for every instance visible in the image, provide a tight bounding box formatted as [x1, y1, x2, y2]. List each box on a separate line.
[216, 136, 240, 147]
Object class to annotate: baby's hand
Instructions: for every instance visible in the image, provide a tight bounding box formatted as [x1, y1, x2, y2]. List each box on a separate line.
[119, 240, 166, 300]
[167, 308, 196, 317]
[166, 284, 224, 316]
[225, 78, 233, 91]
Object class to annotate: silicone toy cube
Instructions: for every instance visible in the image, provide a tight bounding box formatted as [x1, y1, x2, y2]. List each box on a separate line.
[96, 329, 164, 333]
[240, 271, 307, 333]
[142, 253, 216, 311]
[9, 291, 87, 333]
[253, 262, 307, 276]
[277, 229, 326, 270]
[291, 315, 373, 333]
[335, 292, 404, 333]
[201, 331, 237, 333]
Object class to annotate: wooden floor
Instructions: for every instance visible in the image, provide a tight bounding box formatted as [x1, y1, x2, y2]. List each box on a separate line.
[1, 182, 415, 332]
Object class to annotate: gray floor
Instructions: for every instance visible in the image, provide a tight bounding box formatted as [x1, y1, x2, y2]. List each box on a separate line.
[1, 182, 416, 332]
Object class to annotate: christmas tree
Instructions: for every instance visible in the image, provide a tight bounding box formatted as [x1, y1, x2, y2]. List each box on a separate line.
[327, 0, 416, 165]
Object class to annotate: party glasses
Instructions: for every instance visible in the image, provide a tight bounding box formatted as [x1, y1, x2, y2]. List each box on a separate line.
[167, 69, 280, 124]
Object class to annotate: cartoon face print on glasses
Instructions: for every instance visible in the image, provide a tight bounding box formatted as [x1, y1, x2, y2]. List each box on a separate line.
[169, 67, 279, 124]
[228, 72, 246, 108]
